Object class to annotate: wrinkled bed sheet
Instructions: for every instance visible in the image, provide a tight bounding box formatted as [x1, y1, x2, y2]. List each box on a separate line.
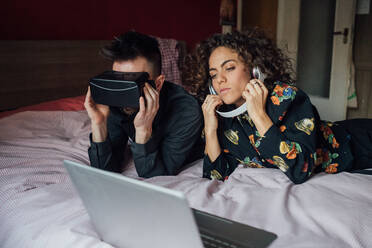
[1, 111, 371, 248]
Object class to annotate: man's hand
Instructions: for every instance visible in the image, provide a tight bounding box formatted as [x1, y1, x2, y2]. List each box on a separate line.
[134, 83, 160, 144]
[84, 87, 110, 142]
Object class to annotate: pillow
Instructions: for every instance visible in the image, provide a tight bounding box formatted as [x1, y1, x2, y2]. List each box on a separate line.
[0, 95, 85, 119]
[155, 37, 185, 86]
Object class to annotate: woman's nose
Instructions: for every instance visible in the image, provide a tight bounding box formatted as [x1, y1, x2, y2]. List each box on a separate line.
[216, 72, 227, 84]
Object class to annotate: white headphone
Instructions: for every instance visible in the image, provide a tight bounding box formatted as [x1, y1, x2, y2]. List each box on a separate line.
[209, 67, 266, 118]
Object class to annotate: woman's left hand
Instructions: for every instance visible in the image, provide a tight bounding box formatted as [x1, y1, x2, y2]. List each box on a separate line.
[242, 79, 273, 136]
[242, 79, 268, 117]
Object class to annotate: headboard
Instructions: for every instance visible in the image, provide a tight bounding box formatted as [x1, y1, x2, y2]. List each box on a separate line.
[0, 40, 112, 111]
[0, 39, 187, 112]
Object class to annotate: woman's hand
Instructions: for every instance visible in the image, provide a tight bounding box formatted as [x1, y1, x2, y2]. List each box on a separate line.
[202, 95, 223, 136]
[202, 94, 223, 162]
[134, 83, 160, 144]
[242, 79, 268, 117]
[242, 79, 273, 136]
[84, 87, 110, 142]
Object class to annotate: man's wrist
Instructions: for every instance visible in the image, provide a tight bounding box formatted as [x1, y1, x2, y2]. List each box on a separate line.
[91, 122, 108, 142]
[135, 127, 152, 144]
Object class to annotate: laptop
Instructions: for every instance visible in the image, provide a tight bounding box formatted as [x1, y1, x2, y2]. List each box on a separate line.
[64, 160, 277, 248]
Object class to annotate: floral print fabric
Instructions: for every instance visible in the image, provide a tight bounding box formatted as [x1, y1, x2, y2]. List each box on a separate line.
[203, 82, 353, 184]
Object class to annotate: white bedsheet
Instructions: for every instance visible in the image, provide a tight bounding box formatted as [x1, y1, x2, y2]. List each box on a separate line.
[1, 111, 371, 248]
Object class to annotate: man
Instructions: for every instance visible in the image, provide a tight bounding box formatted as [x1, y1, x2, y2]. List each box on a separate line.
[85, 31, 203, 177]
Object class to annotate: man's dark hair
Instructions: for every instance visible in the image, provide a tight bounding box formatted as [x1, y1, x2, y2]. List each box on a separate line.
[101, 31, 162, 76]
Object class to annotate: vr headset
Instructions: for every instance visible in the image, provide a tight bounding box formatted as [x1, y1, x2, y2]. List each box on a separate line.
[89, 71, 156, 108]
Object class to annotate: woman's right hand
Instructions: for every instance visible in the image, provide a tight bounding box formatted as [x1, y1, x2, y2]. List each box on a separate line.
[202, 95, 223, 135]
[202, 94, 223, 162]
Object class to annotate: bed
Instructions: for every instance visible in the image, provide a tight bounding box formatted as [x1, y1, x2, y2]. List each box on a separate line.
[1, 38, 372, 248]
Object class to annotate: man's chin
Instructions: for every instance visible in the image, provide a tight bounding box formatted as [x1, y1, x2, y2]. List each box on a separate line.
[122, 107, 137, 115]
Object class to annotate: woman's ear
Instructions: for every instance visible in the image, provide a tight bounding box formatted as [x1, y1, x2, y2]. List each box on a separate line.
[154, 74, 165, 92]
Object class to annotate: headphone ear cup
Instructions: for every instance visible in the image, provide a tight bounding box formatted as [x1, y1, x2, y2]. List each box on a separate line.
[252, 66, 266, 82]
[209, 83, 217, 95]
[208, 78, 217, 95]
[252, 66, 260, 79]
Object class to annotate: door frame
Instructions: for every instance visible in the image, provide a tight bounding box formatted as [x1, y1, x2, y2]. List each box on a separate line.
[276, 0, 356, 121]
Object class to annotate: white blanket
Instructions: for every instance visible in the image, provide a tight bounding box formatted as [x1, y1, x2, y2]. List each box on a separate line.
[1, 111, 371, 248]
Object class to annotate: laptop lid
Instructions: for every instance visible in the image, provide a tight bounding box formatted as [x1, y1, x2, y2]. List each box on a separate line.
[64, 160, 204, 248]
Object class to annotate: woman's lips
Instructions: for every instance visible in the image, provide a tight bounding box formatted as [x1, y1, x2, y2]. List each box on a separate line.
[219, 88, 230, 95]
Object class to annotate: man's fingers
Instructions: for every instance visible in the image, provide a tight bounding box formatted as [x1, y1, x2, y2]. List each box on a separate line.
[85, 87, 91, 103]
[138, 96, 146, 116]
[146, 83, 159, 111]
[143, 86, 154, 112]
[145, 83, 157, 100]
[84, 87, 96, 110]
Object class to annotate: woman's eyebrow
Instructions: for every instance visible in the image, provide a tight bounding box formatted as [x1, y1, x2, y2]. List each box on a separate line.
[209, 59, 236, 72]
[221, 59, 236, 67]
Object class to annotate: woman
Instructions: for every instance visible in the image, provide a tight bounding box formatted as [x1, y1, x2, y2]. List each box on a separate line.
[183, 28, 372, 184]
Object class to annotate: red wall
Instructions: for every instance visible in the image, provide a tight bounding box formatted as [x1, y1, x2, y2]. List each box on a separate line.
[0, 0, 221, 49]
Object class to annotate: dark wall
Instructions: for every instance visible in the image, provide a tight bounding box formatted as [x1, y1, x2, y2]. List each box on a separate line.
[241, 0, 277, 40]
[0, 0, 221, 48]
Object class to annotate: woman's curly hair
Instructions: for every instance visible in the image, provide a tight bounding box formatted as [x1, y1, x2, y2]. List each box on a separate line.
[182, 27, 295, 102]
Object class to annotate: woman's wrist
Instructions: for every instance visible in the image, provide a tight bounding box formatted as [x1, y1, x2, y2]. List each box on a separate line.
[205, 129, 221, 162]
[251, 112, 273, 137]
[204, 129, 218, 138]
